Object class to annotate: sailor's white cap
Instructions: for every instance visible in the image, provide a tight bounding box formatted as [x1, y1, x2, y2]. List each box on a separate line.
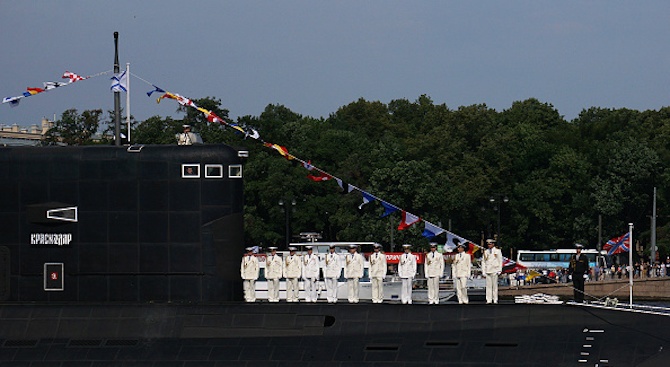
[245, 247, 254, 251]
[329, 244, 337, 248]
[486, 239, 496, 244]
[268, 246, 278, 251]
[458, 242, 467, 249]
[373, 244, 382, 249]
[402, 244, 412, 249]
[288, 246, 297, 251]
[306, 245, 313, 250]
[575, 243, 585, 249]
[183, 124, 191, 128]
[348, 244, 358, 249]
[429, 243, 437, 248]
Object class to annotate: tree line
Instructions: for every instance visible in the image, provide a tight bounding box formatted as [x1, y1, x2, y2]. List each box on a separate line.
[44, 96, 670, 261]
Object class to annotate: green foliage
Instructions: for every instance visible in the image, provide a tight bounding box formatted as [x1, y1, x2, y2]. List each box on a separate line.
[44, 108, 103, 145]
[132, 115, 183, 144]
[76, 94, 670, 260]
[99, 108, 137, 144]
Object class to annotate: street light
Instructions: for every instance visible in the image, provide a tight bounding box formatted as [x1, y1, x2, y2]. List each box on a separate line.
[278, 198, 296, 248]
[489, 194, 509, 246]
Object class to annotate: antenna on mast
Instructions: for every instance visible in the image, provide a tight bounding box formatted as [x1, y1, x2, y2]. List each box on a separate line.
[113, 32, 121, 146]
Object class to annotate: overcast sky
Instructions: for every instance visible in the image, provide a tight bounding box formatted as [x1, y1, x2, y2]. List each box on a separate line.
[1, 1, 669, 127]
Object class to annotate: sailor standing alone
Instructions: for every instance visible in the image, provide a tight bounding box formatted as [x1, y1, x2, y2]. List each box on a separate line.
[240, 247, 259, 302]
[481, 239, 503, 304]
[398, 244, 417, 304]
[176, 124, 203, 145]
[264, 247, 282, 302]
[369, 244, 387, 303]
[452, 243, 471, 304]
[302, 246, 320, 303]
[569, 243, 589, 303]
[424, 243, 445, 305]
[344, 244, 364, 303]
[283, 247, 301, 302]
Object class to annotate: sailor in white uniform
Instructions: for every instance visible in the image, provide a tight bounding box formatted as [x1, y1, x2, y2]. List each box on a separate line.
[240, 247, 259, 302]
[176, 124, 203, 145]
[452, 243, 472, 304]
[398, 244, 417, 304]
[324, 244, 342, 303]
[265, 247, 283, 302]
[283, 247, 301, 302]
[481, 239, 503, 304]
[424, 243, 445, 304]
[302, 246, 320, 303]
[344, 244, 364, 303]
[369, 244, 387, 303]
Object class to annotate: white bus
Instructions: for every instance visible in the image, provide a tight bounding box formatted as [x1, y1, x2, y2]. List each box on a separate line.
[516, 249, 606, 270]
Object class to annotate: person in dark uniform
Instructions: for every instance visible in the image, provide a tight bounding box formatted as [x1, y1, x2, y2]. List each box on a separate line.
[569, 243, 589, 302]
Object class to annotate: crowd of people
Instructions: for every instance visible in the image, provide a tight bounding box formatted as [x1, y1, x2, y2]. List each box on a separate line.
[508, 258, 670, 287]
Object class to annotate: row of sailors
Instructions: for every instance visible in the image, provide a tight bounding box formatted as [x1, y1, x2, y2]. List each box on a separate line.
[241, 240, 502, 304]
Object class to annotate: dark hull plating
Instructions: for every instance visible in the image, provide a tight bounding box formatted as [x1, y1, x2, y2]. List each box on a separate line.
[0, 144, 245, 303]
[0, 302, 667, 366]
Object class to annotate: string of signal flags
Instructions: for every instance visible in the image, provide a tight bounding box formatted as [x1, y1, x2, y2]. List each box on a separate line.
[1, 68, 525, 272]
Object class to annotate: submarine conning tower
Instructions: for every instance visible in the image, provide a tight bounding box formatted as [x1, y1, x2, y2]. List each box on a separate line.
[0, 144, 246, 303]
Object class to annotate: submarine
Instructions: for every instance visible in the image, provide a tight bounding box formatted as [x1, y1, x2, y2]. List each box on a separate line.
[0, 143, 668, 367]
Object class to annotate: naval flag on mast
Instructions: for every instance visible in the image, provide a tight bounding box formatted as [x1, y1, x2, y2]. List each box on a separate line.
[110, 70, 128, 92]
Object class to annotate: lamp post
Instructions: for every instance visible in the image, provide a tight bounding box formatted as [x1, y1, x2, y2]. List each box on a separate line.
[489, 194, 509, 246]
[278, 198, 296, 248]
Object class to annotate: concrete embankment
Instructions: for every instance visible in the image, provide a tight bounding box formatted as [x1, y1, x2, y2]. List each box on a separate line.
[499, 277, 670, 301]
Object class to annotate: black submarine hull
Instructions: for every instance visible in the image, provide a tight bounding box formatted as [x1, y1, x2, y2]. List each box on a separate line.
[0, 144, 245, 304]
[0, 302, 667, 366]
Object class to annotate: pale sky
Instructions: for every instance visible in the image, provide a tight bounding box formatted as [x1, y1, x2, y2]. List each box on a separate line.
[1, 1, 669, 127]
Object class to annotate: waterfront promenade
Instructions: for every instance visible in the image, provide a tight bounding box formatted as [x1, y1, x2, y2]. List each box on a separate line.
[499, 277, 670, 301]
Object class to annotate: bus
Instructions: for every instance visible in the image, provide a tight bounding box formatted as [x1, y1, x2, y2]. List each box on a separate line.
[516, 249, 606, 270]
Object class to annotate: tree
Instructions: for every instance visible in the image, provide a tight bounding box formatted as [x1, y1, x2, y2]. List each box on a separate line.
[100, 108, 137, 144]
[43, 108, 102, 145]
[180, 96, 232, 143]
[132, 115, 182, 144]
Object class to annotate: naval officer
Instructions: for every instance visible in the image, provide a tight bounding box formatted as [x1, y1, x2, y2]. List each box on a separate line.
[481, 239, 503, 304]
[369, 243, 387, 303]
[424, 243, 445, 304]
[265, 247, 283, 302]
[283, 247, 301, 302]
[240, 247, 259, 302]
[569, 243, 589, 303]
[302, 245, 320, 303]
[452, 243, 471, 304]
[176, 124, 203, 145]
[344, 244, 364, 303]
[324, 244, 342, 303]
[398, 244, 417, 304]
